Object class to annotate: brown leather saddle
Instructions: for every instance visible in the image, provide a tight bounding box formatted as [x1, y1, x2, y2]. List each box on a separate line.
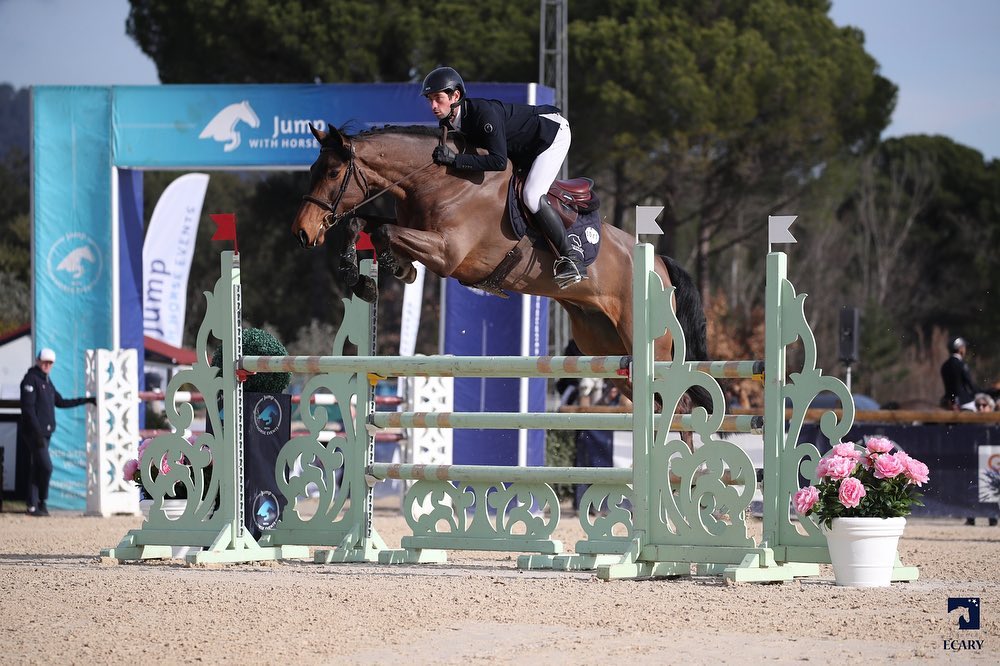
[516, 176, 595, 229]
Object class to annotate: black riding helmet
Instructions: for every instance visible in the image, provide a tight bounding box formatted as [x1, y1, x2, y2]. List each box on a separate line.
[421, 67, 466, 99]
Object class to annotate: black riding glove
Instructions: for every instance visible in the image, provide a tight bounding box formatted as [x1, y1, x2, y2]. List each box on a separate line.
[432, 145, 457, 167]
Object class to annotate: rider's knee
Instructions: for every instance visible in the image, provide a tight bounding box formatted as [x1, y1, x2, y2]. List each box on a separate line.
[521, 185, 547, 213]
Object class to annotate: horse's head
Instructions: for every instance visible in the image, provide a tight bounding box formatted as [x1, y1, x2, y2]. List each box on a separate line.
[292, 124, 368, 248]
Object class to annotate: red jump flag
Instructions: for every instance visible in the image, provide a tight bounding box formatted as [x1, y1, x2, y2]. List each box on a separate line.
[356, 231, 374, 251]
[209, 213, 239, 254]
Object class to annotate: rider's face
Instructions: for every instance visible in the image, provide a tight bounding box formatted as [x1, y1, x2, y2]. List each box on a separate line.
[426, 90, 460, 121]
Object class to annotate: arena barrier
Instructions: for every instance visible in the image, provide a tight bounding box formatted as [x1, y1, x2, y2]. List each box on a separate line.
[103, 243, 919, 582]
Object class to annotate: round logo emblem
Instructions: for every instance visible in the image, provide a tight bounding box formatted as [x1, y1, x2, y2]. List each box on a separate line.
[251, 490, 280, 530]
[585, 226, 600, 244]
[483, 122, 494, 133]
[47, 232, 103, 294]
[253, 395, 281, 435]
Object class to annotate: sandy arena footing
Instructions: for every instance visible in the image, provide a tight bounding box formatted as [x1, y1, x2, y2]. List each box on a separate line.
[1, 509, 997, 663]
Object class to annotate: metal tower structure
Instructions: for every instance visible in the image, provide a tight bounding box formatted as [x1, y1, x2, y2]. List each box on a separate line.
[539, 0, 568, 162]
[539, 0, 571, 356]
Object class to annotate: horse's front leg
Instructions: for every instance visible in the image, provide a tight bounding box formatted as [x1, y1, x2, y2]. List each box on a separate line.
[370, 225, 457, 281]
[338, 239, 359, 287]
[335, 217, 378, 302]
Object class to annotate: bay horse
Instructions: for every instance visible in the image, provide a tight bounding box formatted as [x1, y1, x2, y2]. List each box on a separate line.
[291, 124, 708, 408]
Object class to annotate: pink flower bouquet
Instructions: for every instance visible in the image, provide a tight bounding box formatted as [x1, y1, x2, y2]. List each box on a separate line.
[792, 436, 929, 528]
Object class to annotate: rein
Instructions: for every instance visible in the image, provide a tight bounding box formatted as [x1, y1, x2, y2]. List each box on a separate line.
[301, 134, 443, 238]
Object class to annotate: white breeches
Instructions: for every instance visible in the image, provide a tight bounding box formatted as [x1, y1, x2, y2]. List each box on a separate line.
[522, 113, 571, 213]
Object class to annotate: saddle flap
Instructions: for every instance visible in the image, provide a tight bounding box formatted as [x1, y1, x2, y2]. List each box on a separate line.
[544, 193, 580, 229]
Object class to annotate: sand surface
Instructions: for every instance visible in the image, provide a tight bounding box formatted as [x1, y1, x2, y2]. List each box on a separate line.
[1, 508, 997, 664]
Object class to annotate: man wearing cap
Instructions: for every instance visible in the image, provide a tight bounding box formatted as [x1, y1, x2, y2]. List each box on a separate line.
[18, 348, 95, 516]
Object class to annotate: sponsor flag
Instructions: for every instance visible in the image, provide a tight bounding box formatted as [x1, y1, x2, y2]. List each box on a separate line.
[399, 263, 425, 356]
[142, 173, 210, 347]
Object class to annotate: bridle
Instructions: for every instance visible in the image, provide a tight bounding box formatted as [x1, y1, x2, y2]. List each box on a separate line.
[300, 143, 371, 240]
[300, 137, 438, 245]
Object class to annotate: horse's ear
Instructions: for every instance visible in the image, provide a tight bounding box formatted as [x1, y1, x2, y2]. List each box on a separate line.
[310, 123, 327, 143]
[327, 123, 351, 153]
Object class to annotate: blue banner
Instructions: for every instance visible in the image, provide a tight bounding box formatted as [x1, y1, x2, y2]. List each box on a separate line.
[33, 87, 113, 509]
[444, 282, 548, 467]
[112, 83, 551, 168]
[118, 169, 145, 396]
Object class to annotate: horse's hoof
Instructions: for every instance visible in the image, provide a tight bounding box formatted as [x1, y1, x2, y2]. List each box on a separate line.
[340, 269, 359, 287]
[398, 266, 417, 283]
[354, 276, 378, 303]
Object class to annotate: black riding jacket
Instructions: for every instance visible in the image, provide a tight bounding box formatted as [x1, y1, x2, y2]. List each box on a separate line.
[19, 365, 88, 447]
[940, 355, 980, 406]
[448, 98, 562, 172]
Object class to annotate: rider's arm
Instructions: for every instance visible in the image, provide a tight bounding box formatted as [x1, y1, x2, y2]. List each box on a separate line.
[453, 102, 508, 172]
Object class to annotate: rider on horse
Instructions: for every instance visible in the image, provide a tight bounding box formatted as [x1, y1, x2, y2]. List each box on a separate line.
[421, 66, 586, 289]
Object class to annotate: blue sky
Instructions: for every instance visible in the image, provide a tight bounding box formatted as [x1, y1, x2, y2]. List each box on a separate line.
[1, 0, 998, 160]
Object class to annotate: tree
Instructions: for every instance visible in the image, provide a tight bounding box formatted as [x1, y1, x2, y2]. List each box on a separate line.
[853, 141, 938, 310]
[791, 136, 1000, 404]
[126, 0, 539, 84]
[0, 85, 30, 160]
[567, 0, 895, 304]
[0, 147, 30, 334]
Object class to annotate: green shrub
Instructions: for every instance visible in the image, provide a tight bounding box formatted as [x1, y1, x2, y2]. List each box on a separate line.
[211, 327, 291, 394]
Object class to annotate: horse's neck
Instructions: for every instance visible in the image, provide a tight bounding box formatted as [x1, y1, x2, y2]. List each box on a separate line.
[360, 136, 434, 191]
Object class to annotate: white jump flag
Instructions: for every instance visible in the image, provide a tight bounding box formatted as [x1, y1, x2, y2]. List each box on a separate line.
[635, 206, 665, 240]
[768, 215, 798, 246]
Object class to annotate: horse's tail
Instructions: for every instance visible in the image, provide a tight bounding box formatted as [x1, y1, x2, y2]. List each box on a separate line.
[661, 255, 713, 414]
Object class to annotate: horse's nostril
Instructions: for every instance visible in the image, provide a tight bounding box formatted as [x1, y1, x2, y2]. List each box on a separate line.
[298, 229, 309, 247]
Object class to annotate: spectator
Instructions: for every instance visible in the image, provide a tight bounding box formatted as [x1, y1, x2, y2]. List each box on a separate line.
[974, 393, 996, 412]
[940, 337, 983, 411]
[18, 348, 94, 516]
[574, 378, 631, 510]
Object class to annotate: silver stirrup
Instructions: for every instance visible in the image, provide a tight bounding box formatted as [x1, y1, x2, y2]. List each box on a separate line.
[553, 257, 583, 289]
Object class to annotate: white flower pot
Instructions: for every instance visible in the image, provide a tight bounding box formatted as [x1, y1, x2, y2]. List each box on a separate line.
[138, 499, 202, 559]
[823, 517, 906, 587]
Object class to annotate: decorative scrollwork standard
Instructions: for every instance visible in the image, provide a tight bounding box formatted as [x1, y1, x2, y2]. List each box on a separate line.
[767, 268, 855, 556]
[103, 252, 307, 563]
[262, 261, 389, 562]
[397, 480, 563, 555]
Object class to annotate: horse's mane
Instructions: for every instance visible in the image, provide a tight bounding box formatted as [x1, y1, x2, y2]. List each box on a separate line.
[347, 124, 440, 140]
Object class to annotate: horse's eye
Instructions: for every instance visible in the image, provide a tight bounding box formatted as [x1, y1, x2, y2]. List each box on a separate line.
[328, 169, 340, 179]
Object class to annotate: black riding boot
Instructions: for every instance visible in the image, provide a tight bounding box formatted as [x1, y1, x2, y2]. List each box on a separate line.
[535, 196, 586, 289]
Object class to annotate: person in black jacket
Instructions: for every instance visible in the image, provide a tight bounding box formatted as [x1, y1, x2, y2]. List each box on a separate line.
[18, 348, 94, 516]
[940, 337, 982, 411]
[421, 66, 585, 289]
